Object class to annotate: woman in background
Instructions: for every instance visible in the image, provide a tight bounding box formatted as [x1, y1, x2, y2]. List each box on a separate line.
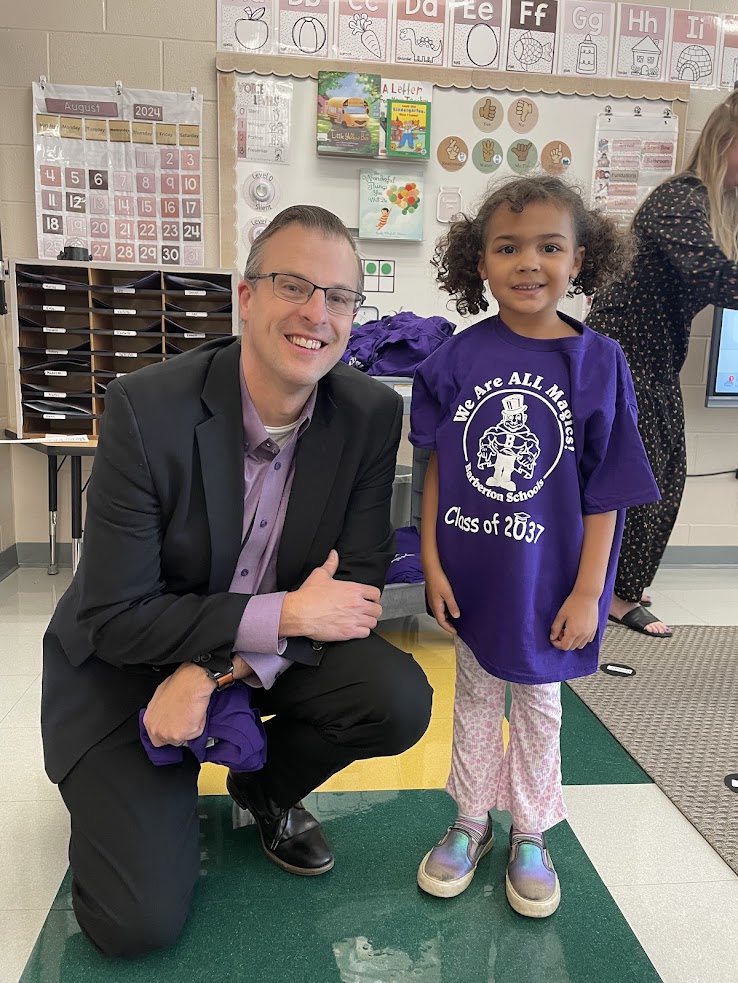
[589, 89, 738, 638]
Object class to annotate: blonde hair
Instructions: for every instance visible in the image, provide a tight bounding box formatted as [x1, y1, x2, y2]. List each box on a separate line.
[682, 89, 738, 263]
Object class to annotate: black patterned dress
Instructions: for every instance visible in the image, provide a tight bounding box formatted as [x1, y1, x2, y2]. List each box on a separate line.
[589, 173, 738, 602]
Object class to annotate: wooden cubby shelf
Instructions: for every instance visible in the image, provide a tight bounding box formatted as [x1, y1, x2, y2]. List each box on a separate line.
[7, 258, 238, 440]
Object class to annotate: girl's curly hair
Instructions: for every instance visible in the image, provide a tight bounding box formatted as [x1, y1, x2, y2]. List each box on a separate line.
[432, 175, 634, 316]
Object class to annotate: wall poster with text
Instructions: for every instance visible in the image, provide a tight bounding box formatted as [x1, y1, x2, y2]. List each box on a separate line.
[614, 4, 670, 82]
[591, 111, 678, 225]
[558, 1, 614, 78]
[719, 15, 738, 89]
[393, 0, 448, 67]
[450, 0, 506, 70]
[668, 9, 721, 88]
[218, 0, 276, 55]
[506, 0, 560, 75]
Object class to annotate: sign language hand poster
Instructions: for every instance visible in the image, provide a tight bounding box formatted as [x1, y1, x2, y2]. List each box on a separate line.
[32, 81, 204, 267]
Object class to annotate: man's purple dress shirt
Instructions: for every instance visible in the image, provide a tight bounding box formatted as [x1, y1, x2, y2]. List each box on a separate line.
[230, 366, 316, 689]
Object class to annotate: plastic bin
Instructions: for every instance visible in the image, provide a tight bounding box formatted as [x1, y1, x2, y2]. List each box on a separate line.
[391, 465, 412, 529]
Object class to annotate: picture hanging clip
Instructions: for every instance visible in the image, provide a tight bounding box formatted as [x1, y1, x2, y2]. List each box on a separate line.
[39, 75, 47, 90]
[190, 87, 198, 101]
[115, 80, 123, 95]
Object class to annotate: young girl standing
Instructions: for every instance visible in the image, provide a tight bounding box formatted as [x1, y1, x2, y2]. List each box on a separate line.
[410, 175, 659, 918]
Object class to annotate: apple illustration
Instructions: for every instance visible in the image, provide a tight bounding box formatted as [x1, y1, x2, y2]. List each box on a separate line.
[235, 7, 268, 51]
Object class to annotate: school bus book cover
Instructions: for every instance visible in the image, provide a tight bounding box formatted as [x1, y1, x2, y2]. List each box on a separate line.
[385, 100, 431, 159]
[316, 71, 381, 157]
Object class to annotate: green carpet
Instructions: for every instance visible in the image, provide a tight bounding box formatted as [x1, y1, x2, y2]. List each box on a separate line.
[21, 790, 660, 983]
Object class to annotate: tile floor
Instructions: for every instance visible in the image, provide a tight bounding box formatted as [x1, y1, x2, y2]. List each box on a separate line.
[1, 564, 737, 983]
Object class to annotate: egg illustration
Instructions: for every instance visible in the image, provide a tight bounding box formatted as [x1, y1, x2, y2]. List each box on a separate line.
[466, 23, 498, 68]
[292, 15, 326, 54]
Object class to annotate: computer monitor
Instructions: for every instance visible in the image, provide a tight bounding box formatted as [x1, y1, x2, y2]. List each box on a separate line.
[705, 305, 738, 408]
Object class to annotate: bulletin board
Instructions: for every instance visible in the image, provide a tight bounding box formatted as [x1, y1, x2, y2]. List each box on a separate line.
[217, 53, 688, 323]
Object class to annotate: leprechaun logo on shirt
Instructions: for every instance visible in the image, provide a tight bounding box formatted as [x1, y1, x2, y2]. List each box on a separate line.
[478, 394, 541, 492]
[454, 372, 575, 504]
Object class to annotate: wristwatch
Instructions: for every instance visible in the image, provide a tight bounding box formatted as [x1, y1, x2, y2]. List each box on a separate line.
[203, 664, 235, 690]
[192, 653, 234, 690]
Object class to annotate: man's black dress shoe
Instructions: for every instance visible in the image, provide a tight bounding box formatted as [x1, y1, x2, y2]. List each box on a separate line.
[226, 771, 334, 876]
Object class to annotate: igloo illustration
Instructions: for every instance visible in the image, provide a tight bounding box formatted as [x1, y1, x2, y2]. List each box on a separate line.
[676, 44, 712, 82]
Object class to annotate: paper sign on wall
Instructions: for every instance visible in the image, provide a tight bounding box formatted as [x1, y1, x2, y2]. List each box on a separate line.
[614, 4, 670, 82]
[218, 0, 276, 55]
[450, 0, 506, 70]
[719, 15, 738, 89]
[506, 0, 560, 75]
[558, 1, 615, 78]
[394, 0, 448, 67]
[235, 76, 292, 165]
[668, 10, 721, 87]
[592, 111, 678, 224]
[278, 0, 332, 57]
[336, 0, 393, 62]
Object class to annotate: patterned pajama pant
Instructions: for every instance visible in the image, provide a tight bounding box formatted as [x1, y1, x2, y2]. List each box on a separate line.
[615, 382, 687, 603]
[446, 637, 567, 833]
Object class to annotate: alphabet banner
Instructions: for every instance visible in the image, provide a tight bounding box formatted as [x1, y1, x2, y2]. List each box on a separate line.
[218, 0, 277, 55]
[668, 9, 720, 87]
[278, 0, 334, 56]
[217, 0, 737, 89]
[557, 1, 615, 79]
[32, 81, 204, 266]
[614, 3, 670, 82]
[506, 0, 560, 75]
[720, 15, 738, 90]
[393, 0, 448, 68]
[336, 0, 394, 61]
[449, 0, 507, 71]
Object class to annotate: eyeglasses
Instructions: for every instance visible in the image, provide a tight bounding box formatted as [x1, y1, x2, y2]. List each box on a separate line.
[249, 272, 365, 316]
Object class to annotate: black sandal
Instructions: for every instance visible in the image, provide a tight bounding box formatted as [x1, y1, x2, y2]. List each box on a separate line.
[608, 605, 672, 638]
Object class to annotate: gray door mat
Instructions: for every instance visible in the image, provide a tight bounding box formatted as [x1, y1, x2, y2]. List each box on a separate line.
[568, 624, 738, 875]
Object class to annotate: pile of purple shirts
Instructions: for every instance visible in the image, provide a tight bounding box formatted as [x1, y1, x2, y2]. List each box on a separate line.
[140, 680, 266, 771]
[342, 311, 455, 377]
[385, 526, 423, 585]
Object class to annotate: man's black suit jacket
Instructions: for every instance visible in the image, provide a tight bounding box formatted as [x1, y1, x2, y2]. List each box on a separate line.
[42, 336, 404, 784]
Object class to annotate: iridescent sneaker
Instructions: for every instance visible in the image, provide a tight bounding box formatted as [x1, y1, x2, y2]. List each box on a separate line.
[505, 829, 560, 918]
[417, 821, 494, 898]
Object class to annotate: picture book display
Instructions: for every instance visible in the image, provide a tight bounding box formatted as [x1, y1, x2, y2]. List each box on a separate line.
[378, 78, 432, 159]
[316, 71, 381, 157]
[385, 100, 431, 159]
[359, 170, 424, 241]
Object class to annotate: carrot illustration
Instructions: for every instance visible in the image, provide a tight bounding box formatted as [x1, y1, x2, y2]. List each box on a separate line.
[349, 13, 382, 59]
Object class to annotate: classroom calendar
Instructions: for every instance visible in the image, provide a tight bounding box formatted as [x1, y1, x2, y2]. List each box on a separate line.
[32, 82, 204, 267]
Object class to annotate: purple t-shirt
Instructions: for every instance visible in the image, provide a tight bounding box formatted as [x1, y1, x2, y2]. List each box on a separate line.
[410, 313, 660, 685]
